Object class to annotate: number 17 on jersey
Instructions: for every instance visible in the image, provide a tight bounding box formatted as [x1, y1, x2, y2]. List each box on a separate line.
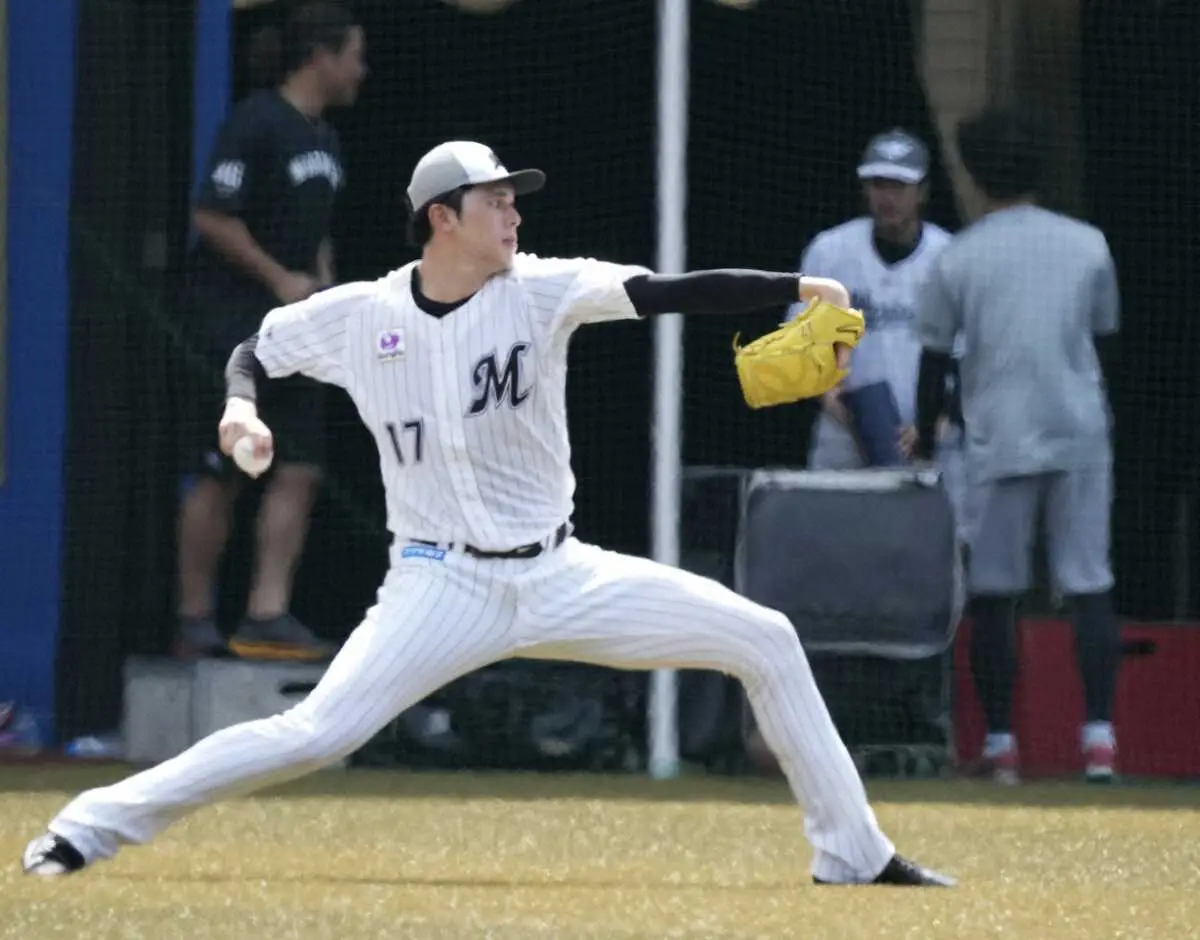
[385, 419, 424, 465]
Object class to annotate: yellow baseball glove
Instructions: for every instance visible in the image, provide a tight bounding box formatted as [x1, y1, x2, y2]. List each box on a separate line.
[732, 299, 866, 409]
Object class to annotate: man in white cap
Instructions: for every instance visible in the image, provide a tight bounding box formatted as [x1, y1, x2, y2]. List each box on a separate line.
[24, 141, 953, 888]
[789, 129, 965, 534]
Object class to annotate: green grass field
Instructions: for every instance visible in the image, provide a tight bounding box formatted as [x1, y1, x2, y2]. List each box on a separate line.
[2, 764, 1198, 939]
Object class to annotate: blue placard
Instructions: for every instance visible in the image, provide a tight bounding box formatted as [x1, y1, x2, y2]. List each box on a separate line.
[842, 381, 906, 468]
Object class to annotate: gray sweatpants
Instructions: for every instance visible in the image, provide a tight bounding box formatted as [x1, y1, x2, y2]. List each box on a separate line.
[964, 464, 1114, 597]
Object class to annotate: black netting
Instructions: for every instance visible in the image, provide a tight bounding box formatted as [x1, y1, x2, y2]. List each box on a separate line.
[42, 1, 1200, 777]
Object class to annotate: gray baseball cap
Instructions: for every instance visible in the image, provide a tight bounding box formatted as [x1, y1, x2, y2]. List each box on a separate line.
[856, 129, 930, 184]
[406, 141, 546, 212]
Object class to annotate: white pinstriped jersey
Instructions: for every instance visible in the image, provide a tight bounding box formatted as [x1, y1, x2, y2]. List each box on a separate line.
[254, 254, 651, 554]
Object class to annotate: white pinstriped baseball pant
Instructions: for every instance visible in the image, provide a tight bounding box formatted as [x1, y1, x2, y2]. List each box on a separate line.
[49, 538, 895, 882]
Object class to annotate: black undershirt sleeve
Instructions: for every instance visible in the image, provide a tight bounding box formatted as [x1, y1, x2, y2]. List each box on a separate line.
[225, 333, 265, 404]
[624, 270, 800, 317]
[915, 348, 953, 460]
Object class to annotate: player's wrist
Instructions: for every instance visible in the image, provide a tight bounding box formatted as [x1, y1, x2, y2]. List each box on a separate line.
[224, 396, 258, 416]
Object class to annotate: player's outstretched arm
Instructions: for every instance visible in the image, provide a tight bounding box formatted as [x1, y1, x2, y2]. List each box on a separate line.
[624, 270, 849, 318]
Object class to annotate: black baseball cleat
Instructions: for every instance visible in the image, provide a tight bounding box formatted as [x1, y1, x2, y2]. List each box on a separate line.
[814, 854, 957, 887]
[22, 833, 87, 877]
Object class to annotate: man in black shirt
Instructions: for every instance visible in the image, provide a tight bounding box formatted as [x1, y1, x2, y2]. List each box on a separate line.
[175, 1, 366, 660]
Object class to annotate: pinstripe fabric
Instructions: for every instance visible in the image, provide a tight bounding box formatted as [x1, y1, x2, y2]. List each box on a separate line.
[50, 558, 519, 861]
[516, 540, 894, 883]
[255, 255, 651, 552]
[51, 541, 893, 881]
[45, 253, 894, 882]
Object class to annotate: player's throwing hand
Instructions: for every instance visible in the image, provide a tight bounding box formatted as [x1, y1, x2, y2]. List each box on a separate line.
[218, 397, 274, 465]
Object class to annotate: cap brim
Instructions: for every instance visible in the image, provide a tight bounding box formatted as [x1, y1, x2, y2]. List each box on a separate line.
[856, 163, 925, 184]
[495, 168, 546, 196]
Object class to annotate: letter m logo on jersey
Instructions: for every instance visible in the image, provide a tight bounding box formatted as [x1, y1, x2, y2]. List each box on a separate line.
[467, 343, 532, 416]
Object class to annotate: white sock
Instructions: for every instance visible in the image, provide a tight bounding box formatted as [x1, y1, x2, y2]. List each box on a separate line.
[983, 732, 1015, 757]
[1081, 721, 1115, 750]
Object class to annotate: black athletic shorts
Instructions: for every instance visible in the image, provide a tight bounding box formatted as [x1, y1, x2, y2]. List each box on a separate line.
[179, 290, 327, 478]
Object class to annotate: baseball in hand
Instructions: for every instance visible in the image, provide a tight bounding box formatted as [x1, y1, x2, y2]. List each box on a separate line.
[232, 436, 273, 477]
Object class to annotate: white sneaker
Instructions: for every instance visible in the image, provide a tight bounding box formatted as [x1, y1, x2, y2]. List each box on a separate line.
[1084, 742, 1117, 783]
[1081, 723, 1117, 784]
[967, 737, 1019, 785]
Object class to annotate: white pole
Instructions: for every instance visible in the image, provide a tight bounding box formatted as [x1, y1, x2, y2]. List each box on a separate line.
[648, 0, 688, 781]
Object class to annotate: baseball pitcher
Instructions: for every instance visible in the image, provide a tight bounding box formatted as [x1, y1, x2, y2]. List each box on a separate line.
[26, 142, 953, 887]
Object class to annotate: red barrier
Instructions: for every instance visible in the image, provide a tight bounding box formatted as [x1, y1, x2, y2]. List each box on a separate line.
[954, 619, 1200, 778]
